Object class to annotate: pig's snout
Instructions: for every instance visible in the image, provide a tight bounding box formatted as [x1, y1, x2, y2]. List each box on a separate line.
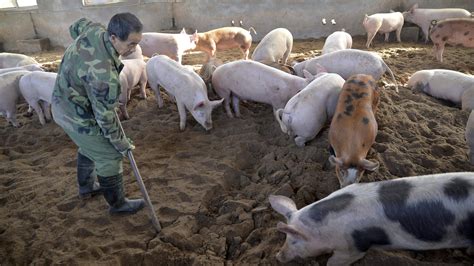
[204, 121, 212, 131]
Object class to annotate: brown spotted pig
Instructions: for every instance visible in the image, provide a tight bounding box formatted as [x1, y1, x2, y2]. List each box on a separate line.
[429, 18, 474, 62]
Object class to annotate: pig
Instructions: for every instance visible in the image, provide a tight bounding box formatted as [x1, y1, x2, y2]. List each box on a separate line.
[321, 30, 353, 54]
[118, 59, 147, 120]
[146, 55, 223, 131]
[139, 28, 198, 64]
[18, 71, 57, 125]
[251, 28, 293, 68]
[362, 11, 404, 48]
[0, 70, 30, 127]
[293, 49, 398, 92]
[119, 44, 143, 60]
[429, 18, 474, 62]
[328, 74, 380, 187]
[0, 52, 39, 68]
[402, 4, 471, 43]
[198, 57, 223, 96]
[466, 111, 474, 165]
[212, 60, 315, 118]
[269, 172, 474, 265]
[275, 72, 345, 147]
[406, 69, 474, 111]
[194, 26, 257, 61]
[0, 64, 44, 75]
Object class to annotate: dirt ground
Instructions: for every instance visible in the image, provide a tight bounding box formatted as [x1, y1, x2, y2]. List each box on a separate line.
[1, 35, 474, 265]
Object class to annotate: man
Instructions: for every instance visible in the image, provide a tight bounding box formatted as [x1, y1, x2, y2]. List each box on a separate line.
[52, 13, 144, 215]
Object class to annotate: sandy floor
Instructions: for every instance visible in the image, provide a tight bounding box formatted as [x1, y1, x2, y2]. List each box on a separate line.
[1, 35, 474, 265]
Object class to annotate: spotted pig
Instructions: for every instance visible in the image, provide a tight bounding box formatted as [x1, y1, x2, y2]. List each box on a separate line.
[329, 74, 380, 187]
[270, 172, 474, 265]
[429, 18, 474, 62]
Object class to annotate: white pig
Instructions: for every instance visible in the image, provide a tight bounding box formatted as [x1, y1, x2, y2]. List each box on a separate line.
[293, 49, 398, 92]
[146, 55, 223, 131]
[140, 28, 198, 64]
[212, 60, 315, 118]
[363, 11, 404, 48]
[270, 172, 474, 265]
[321, 30, 353, 54]
[0, 70, 30, 127]
[0, 52, 39, 68]
[406, 69, 474, 110]
[466, 111, 474, 165]
[0, 64, 43, 75]
[275, 73, 345, 147]
[402, 4, 471, 43]
[251, 28, 293, 66]
[18, 71, 57, 126]
[119, 59, 147, 120]
[429, 18, 474, 62]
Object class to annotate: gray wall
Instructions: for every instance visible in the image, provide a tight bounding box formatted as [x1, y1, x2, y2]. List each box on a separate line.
[0, 0, 473, 51]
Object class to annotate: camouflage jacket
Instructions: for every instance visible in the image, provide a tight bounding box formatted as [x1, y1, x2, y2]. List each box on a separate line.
[52, 18, 131, 153]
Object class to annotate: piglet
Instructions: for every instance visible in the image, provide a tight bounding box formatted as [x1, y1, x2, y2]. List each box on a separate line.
[194, 26, 257, 61]
[329, 74, 380, 187]
[406, 69, 474, 111]
[212, 60, 315, 118]
[118, 59, 147, 120]
[251, 28, 293, 71]
[363, 11, 404, 48]
[402, 4, 471, 43]
[429, 18, 474, 62]
[146, 55, 223, 131]
[18, 71, 57, 126]
[322, 30, 352, 54]
[275, 72, 345, 147]
[140, 28, 198, 64]
[0, 70, 30, 127]
[269, 172, 474, 265]
[0, 52, 38, 68]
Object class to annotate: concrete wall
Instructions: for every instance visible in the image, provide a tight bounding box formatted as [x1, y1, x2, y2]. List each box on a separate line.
[0, 0, 473, 51]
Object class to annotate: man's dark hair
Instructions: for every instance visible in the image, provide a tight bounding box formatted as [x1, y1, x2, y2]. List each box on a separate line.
[107, 12, 143, 41]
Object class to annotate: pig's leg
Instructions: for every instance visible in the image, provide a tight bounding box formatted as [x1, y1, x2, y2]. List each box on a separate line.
[149, 81, 163, 108]
[326, 250, 365, 266]
[384, 32, 390, 42]
[176, 100, 187, 131]
[232, 94, 241, 118]
[422, 26, 430, 43]
[41, 101, 52, 122]
[120, 101, 130, 120]
[433, 43, 445, 62]
[242, 48, 250, 60]
[396, 27, 402, 42]
[366, 31, 377, 48]
[25, 105, 34, 117]
[30, 101, 46, 125]
[139, 71, 147, 99]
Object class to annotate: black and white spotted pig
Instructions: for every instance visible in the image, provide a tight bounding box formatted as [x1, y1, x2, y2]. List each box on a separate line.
[269, 172, 474, 265]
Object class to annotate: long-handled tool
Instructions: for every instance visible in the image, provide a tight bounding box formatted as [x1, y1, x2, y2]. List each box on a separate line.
[115, 112, 161, 232]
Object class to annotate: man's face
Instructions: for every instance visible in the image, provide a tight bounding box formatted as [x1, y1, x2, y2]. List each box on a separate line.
[110, 32, 142, 57]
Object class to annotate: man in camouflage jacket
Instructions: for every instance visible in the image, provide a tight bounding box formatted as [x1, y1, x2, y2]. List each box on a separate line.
[52, 13, 145, 215]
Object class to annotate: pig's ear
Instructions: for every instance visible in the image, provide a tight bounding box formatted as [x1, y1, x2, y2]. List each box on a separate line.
[329, 155, 343, 167]
[360, 159, 379, 172]
[180, 28, 186, 34]
[211, 98, 224, 109]
[315, 63, 327, 74]
[194, 101, 205, 110]
[409, 4, 418, 12]
[269, 195, 297, 220]
[276, 222, 308, 241]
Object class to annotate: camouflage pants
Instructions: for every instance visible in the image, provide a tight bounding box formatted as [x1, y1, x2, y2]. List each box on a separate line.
[63, 128, 123, 177]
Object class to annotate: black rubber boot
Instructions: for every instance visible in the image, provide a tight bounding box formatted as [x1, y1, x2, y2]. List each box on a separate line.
[98, 173, 145, 215]
[77, 152, 102, 198]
